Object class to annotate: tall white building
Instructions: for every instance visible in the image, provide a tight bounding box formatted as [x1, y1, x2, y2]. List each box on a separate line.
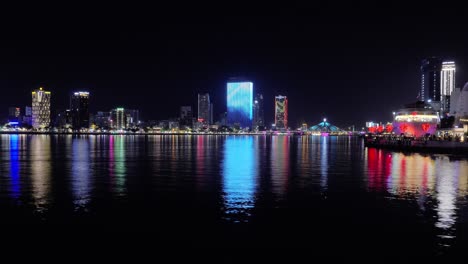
[441, 61, 456, 113]
[32, 87, 51, 129]
[111, 108, 126, 130]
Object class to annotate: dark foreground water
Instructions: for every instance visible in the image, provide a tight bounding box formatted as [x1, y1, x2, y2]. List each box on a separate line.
[1, 134, 467, 257]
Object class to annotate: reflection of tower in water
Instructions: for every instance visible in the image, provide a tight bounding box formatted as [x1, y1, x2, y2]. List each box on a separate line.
[222, 136, 257, 223]
[109, 135, 126, 195]
[72, 136, 91, 209]
[270, 136, 290, 198]
[7, 135, 21, 200]
[30, 135, 52, 213]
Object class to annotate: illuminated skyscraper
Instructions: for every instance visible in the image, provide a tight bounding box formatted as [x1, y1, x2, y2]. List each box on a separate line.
[71, 91, 90, 129]
[441, 61, 456, 113]
[198, 93, 211, 124]
[111, 108, 126, 130]
[227, 81, 253, 128]
[421, 57, 442, 103]
[275, 95, 288, 129]
[253, 93, 264, 128]
[32, 87, 51, 129]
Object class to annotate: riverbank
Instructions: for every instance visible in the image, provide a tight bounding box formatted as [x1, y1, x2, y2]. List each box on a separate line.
[364, 137, 468, 154]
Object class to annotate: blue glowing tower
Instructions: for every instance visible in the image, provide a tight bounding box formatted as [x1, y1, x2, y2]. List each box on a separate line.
[227, 81, 253, 128]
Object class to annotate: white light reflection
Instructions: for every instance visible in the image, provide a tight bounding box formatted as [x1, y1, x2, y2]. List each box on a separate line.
[71, 136, 91, 210]
[30, 135, 52, 213]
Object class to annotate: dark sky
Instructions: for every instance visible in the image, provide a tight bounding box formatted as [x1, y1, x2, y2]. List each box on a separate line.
[1, 2, 467, 128]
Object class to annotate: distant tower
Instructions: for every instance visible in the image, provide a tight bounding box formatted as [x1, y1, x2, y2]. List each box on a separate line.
[198, 93, 211, 125]
[32, 87, 51, 129]
[441, 61, 456, 113]
[253, 93, 264, 128]
[226, 81, 253, 128]
[71, 91, 90, 129]
[275, 95, 288, 129]
[421, 57, 442, 103]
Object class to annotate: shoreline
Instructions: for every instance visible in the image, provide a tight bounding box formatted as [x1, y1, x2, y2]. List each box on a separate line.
[364, 139, 468, 155]
[0, 131, 358, 136]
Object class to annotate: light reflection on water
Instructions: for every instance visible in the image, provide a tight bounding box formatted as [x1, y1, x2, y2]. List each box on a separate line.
[30, 135, 52, 213]
[1, 135, 468, 255]
[365, 147, 468, 249]
[222, 136, 257, 222]
[71, 136, 91, 210]
[110, 135, 126, 195]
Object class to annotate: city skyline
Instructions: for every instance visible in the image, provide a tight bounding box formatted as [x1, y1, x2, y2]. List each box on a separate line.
[1, 3, 468, 128]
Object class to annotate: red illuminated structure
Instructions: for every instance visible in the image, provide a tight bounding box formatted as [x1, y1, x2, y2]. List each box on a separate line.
[393, 101, 440, 137]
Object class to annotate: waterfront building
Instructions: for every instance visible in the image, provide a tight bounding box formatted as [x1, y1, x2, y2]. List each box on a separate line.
[275, 95, 288, 129]
[253, 93, 264, 129]
[392, 101, 440, 137]
[94, 111, 111, 129]
[71, 91, 90, 129]
[125, 109, 140, 128]
[198, 93, 212, 125]
[421, 58, 456, 113]
[56, 109, 73, 129]
[421, 57, 442, 104]
[31, 87, 51, 129]
[8, 107, 21, 124]
[441, 61, 456, 113]
[111, 108, 126, 130]
[227, 81, 253, 128]
[180, 106, 193, 128]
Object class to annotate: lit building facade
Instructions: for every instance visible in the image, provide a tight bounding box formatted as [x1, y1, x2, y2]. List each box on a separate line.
[71, 91, 90, 129]
[441, 61, 456, 113]
[227, 81, 253, 128]
[275, 95, 288, 129]
[393, 101, 440, 137]
[125, 109, 140, 128]
[32, 87, 51, 129]
[253, 93, 264, 128]
[111, 108, 126, 130]
[198, 93, 212, 124]
[421, 57, 442, 103]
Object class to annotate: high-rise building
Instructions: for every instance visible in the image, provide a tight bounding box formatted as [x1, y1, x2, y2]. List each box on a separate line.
[111, 108, 126, 130]
[22, 106, 32, 126]
[421, 58, 456, 113]
[95, 111, 111, 128]
[8, 107, 20, 118]
[275, 95, 288, 129]
[210, 103, 213, 125]
[441, 61, 456, 113]
[125, 109, 140, 128]
[253, 93, 264, 128]
[180, 106, 193, 128]
[56, 109, 73, 129]
[7, 107, 21, 125]
[421, 57, 442, 103]
[32, 87, 51, 129]
[71, 91, 90, 129]
[227, 81, 253, 128]
[198, 93, 211, 125]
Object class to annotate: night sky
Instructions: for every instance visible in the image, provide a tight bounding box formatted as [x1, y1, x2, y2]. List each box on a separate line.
[1, 3, 467, 128]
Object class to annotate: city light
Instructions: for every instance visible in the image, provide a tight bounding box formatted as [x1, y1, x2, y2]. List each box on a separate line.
[227, 81, 253, 128]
